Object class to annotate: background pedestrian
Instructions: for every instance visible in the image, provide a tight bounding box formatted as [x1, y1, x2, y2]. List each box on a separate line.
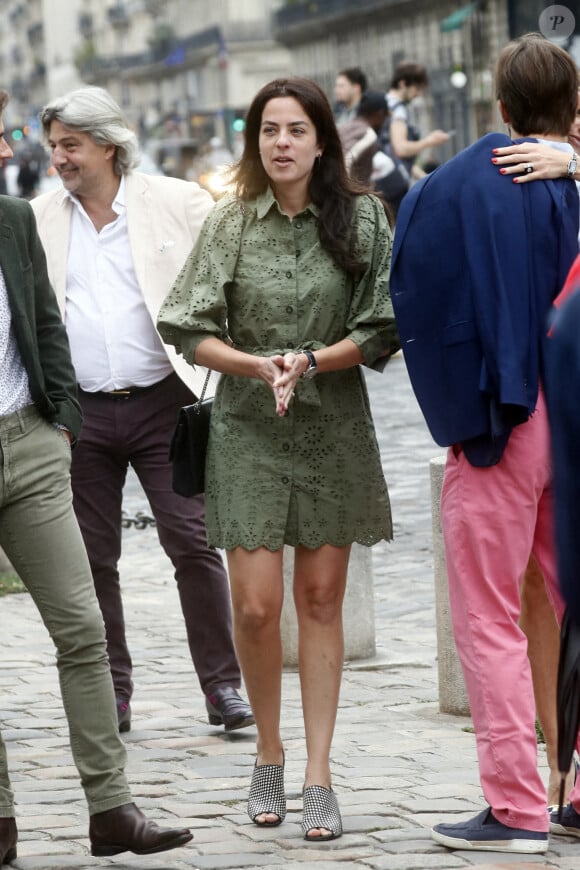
[333, 66, 368, 126]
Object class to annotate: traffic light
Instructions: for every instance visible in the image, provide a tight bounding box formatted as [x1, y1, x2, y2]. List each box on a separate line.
[10, 125, 30, 142]
[232, 117, 245, 133]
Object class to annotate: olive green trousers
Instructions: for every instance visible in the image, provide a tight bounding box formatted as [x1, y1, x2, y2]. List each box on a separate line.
[0, 406, 132, 816]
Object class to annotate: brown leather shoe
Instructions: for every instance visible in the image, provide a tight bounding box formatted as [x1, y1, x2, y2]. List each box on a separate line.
[89, 803, 192, 856]
[0, 818, 17, 865]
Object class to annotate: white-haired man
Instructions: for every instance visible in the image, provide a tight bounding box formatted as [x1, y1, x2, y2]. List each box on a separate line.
[31, 87, 253, 735]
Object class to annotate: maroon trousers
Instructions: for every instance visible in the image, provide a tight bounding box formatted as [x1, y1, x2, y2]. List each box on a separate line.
[71, 372, 240, 702]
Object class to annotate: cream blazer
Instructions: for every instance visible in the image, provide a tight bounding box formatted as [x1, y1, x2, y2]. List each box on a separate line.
[31, 171, 216, 396]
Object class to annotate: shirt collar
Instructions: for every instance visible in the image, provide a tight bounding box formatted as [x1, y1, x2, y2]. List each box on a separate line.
[535, 137, 573, 153]
[255, 186, 319, 220]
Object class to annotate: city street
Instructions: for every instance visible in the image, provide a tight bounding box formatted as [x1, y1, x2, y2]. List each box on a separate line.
[2, 355, 578, 869]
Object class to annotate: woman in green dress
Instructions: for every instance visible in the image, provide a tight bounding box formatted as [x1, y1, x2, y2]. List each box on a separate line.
[158, 76, 399, 841]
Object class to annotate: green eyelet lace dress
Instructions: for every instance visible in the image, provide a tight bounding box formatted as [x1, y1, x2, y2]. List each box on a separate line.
[157, 188, 400, 552]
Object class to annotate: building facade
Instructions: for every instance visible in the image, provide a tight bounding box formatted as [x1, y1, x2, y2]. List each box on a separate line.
[0, 0, 292, 156]
[273, 0, 508, 162]
[271, 0, 580, 162]
[0, 1, 577, 172]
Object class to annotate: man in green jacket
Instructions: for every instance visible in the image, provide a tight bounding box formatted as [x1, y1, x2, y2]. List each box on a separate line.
[0, 89, 193, 863]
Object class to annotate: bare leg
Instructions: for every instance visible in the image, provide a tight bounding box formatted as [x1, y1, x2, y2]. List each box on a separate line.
[227, 546, 284, 824]
[520, 554, 574, 805]
[294, 543, 349, 838]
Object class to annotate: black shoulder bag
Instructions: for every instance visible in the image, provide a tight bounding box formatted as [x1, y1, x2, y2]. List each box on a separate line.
[169, 199, 246, 497]
[169, 368, 213, 497]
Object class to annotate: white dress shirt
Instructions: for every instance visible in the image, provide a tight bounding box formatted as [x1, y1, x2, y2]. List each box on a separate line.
[64, 176, 173, 392]
[0, 265, 33, 414]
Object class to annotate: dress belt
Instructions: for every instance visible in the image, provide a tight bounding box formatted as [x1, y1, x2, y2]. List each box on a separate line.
[79, 373, 174, 401]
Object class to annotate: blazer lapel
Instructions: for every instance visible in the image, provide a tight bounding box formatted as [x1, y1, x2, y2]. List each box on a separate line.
[125, 172, 153, 294]
[39, 189, 72, 316]
[0, 212, 26, 316]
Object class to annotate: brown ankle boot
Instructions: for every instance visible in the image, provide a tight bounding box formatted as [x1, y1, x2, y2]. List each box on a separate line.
[89, 802, 192, 857]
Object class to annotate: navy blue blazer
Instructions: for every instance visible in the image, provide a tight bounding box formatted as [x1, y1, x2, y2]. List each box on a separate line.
[390, 133, 579, 466]
[545, 288, 580, 624]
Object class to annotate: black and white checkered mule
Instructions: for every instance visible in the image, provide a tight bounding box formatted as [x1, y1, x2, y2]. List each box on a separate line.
[302, 785, 342, 841]
[248, 761, 286, 827]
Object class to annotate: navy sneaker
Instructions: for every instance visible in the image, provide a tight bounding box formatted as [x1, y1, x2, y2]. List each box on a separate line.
[431, 807, 548, 854]
[550, 803, 580, 838]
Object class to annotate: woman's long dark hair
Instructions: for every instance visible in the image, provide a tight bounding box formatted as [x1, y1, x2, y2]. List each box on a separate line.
[233, 77, 372, 274]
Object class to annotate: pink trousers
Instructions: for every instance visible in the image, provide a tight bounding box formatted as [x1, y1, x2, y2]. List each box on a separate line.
[441, 389, 580, 831]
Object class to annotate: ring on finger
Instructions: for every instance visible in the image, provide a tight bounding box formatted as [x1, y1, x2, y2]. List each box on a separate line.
[524, 163, 534, 174]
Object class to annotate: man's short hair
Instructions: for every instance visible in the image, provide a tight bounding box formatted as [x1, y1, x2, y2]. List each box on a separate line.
[495, 32, 578, 137]
[390, 62, 429, 90]
[338, 67, 368, 93]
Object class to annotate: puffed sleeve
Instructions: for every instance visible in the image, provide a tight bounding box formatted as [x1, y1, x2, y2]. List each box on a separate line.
[157, 194, 246, 365]
[346, 194, 400, 372]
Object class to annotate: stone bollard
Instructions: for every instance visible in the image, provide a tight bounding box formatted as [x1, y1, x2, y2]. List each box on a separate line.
[280, 544, 375, 667]
[430, 456, 470, 716]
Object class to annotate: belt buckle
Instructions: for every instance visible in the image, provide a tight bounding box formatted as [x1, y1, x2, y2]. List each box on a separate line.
[108, 389, 131, 398]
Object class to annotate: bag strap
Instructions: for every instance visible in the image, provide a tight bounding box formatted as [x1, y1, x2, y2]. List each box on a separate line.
[198, 367, 212, 403]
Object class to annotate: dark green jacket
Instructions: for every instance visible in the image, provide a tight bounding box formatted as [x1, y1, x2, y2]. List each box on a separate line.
[0, 195, 81, 438]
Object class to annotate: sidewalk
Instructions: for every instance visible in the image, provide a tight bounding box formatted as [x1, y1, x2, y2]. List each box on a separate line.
[2, 355, 578, 869]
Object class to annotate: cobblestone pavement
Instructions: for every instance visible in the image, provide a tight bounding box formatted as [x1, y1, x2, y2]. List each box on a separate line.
[2, 355, 577, 869]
